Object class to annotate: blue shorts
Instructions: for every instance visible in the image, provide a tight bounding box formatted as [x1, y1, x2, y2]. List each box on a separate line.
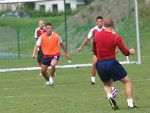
[96, 59, 127, 83]
[42, 56, 60, 66]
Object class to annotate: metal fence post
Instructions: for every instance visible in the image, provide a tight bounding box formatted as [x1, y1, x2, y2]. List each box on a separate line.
[64, 0, 68, 50]
[17, 27, 20, 59]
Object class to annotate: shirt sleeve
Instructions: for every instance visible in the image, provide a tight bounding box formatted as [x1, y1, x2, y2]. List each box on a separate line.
[34, 28, 38, 39]
[34, 28, 38, 43]
[36, 36, 41, 46]
[87, 28, 94, 39]
[58, 35, 63, 44]
[116, 36, 130, 56]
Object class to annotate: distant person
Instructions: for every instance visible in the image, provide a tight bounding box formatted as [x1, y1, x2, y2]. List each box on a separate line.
[93, 18, 137, 110]
[77, 16, 104, 85]
[34, 20, 46, 75]
[32, 23, 70, 86]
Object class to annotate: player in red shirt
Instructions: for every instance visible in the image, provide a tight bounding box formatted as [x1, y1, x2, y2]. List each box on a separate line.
[77, 16, 104, 85]
[34, 20, 46, 75]
[93, 18, 137, 110]
[77, 16, 117, 98]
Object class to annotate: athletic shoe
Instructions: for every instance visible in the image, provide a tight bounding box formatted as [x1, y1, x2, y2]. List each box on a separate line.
[49, 82, 54, 86]
[45, 81, 53, 86]
[128, 105, 138, 109]
[90, 82, 95, 85]
[45, 81, 50, 86]
[109, 97, 119, 110]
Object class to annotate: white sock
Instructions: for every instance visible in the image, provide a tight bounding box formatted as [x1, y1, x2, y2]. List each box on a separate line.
[91, 77, 96, 83]
[127, 98, 133, 107]
[107, 93, 113, 99]
[49, 76, 54, 84]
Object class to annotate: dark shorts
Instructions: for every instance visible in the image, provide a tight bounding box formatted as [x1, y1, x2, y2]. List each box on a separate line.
[42, 56, 60, 66]
[96, 59, 127, 83]
[37, 47, 43, 63]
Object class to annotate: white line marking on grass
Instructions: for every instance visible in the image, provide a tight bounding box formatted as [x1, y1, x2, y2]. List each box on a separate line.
[132, 78, 150, 81]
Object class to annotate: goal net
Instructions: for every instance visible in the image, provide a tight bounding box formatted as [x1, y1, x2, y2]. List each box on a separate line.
[0, 0, 141, 72]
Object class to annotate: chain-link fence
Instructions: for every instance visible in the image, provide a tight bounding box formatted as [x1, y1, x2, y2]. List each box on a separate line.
[0, 0, 146, 71]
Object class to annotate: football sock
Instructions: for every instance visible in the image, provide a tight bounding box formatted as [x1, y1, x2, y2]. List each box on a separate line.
[49, 76, 54, 84]
[127, 98, 133, 107]
[91, 77, 95, 83]
[107, 93, 113, 99]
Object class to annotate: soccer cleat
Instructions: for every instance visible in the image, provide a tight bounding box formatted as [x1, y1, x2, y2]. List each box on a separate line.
[90, 82, 95, 85]
[109, 97, 119, 110]
[45, 81, 50, 86]
[128, 105, 138, 109]
[45, 81, 54, 86]
[49, 83, 54, 86]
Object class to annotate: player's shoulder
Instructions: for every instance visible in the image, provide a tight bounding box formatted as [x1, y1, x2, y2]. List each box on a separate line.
[35, 27, 40, 32]
[52, 32, 59, 36]
[90, 26, 98, 31]
[52, 32, 61, 38]
[40, 32, 46, 38]
[114, 34, 122, 41]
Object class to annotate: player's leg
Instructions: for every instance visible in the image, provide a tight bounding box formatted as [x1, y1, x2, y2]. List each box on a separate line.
[49, 56, 59, 85]
[91, 55, 97, 84]
[110, 60, 137, 109]
[103, 81, 119, 110]
[41, 64, 49, 81]
[37, 47, 43, 75]
[120, 76, 137, 108]
[96, 60, 119, 110]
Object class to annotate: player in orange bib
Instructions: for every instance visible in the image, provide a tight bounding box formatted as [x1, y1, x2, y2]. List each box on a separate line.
[32, 23, 70, 86]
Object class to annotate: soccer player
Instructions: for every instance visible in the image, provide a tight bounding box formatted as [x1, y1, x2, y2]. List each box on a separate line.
[34, 20, 46, 75]
[77, 16, 104, 85]
[93, 18, 137, 110]
[32, 23, 70, 86]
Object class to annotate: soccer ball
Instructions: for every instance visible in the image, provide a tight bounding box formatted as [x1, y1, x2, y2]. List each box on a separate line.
[67, 60, 72, 63]
[112, 87, 118, 98]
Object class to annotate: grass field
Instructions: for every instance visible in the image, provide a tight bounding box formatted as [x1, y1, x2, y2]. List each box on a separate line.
[0, 0, 150, 112]
[0, 47, 150, 113]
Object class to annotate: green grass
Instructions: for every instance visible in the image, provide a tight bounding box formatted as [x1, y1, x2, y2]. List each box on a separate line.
[0, 1, 150, 112]
[0, 16, 65, 28]
[0, 51, 150, 113]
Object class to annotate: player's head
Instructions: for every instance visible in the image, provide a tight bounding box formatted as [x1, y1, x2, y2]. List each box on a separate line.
[104, 18, 114, 28]
[39, 20, 45, 30]
[96, 16, 103, 28]
[45, 23, 53, 35]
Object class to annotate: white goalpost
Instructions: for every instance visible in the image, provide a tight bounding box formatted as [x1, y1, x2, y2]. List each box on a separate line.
[0, 0, 141, 72]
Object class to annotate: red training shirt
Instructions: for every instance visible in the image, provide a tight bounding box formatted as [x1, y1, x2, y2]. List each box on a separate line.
[93, 30, 130, 61]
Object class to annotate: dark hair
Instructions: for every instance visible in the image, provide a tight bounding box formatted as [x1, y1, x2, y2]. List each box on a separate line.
[104, 18, 114, 27]
[96, 16, 103, 20]
[46, 23, 52, 26]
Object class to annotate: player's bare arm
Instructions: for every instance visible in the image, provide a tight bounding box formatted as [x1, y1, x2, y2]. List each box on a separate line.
[60, 42, 71, 60]
[77, 38, 90, 52]
[32, 45, 39, 58]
